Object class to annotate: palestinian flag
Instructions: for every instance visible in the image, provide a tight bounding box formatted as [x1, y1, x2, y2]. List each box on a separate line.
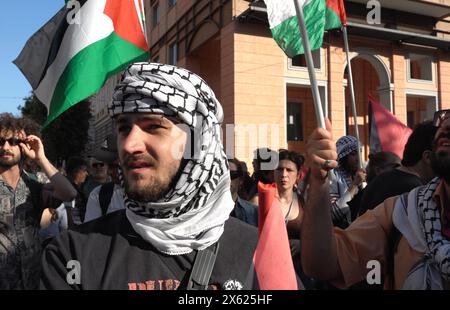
[14, 0, 150, 126]
[253, 182, 298, 290]
[369, 95, 412, 159]
[264, 0, 346, 58]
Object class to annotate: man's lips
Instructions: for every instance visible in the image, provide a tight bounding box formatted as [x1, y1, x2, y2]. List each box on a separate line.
[127, 161, 152, 169]
[437, 137, 450, 149]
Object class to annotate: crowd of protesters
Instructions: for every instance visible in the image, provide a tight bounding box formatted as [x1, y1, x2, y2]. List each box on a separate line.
[2, 62, 450, 290]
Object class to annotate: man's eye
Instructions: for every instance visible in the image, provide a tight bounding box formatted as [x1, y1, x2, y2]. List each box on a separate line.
[117, 125, 131, 134]
[146, 125, 163, 131]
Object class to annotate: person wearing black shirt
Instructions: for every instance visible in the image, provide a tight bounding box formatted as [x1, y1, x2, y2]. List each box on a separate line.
[358, 121, 437, 216]
[41, 63, 261, 290]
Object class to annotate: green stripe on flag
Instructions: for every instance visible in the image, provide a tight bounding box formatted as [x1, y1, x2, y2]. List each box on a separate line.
[44, 32, 149, 127]
[270, 0, 327, 58]
[325, 6, 343, 30]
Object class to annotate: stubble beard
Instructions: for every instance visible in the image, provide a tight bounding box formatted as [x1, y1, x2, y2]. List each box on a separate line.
[124, 160, 181, 203]
[430, 150, 450, 184]
[0, 153, 21, 169]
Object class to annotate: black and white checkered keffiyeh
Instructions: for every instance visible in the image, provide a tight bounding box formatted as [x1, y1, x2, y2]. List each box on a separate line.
[336, 135, 359, 162]
[108, 62, 234, 255]
[393, 178, 450, 289]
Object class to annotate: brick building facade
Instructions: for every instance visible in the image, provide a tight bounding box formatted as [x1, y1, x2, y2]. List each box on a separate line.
[90, 0, 450, 169]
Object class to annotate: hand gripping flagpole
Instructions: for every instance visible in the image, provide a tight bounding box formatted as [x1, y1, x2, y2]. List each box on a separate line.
[342, 25, 363, 169]
[294, 0, 325, 129]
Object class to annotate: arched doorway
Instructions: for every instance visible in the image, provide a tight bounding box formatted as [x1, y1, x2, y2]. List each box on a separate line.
[343, 52, 392, 160]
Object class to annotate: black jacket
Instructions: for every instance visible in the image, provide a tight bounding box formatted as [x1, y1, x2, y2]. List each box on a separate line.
[40, 210, 259, 290]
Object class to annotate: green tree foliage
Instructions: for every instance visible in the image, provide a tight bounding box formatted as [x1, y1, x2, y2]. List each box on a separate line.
[19, 94, 93, 164]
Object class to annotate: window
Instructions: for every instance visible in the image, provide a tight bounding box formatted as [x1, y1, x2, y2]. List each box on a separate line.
[287, 102, 304, 141]
[168, 0, 177, 7]
[290, 49, 321, 69]
[152, 2, 160, 26]
[408, 53, 433, 81]
[407, 111, 415, 129]
[169, 42, 178, 65]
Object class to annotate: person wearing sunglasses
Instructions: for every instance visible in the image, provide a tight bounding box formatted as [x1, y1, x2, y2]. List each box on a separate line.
[301, 111, 450, 290]
[82, 158, 109, 200]
[0, 113, 77, 289]
[84, 134, 125, 223]
[228, 158, 258, 227]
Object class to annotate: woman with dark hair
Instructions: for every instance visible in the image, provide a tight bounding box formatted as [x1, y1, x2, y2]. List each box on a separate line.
[275, 150, 305, 235]
[275, 150, 316, 288]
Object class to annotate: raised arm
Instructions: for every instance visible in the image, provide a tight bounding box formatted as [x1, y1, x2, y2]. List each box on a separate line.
[301, 119, 342, 281]
[20, 135, 77, 201]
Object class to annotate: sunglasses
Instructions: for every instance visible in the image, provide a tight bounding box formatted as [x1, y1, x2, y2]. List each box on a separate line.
[433, 109, 450, 127]
[92, 162, 105, 168]
[0, 137, 24, 147]
[230, 171, 241, 180]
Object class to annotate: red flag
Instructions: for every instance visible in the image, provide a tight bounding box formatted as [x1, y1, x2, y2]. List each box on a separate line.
[326, 0, 347, 26]
[253, 182, 298, 290]
[368, 95, 412, 159]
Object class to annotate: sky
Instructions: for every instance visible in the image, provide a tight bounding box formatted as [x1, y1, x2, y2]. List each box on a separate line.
[0, 1, 64, 116]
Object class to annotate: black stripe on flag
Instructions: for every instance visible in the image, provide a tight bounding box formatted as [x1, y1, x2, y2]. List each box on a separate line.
[13, 0, 88, 90]
[368, 101, 382, 154]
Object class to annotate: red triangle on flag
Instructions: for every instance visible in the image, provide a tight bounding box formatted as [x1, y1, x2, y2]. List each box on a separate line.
[253, 182, 298, 290]
[369, 95, 412, 159]
[104, 0, 149, 51]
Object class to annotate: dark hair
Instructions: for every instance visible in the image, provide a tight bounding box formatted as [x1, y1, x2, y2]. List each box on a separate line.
[278, 150, 304, 172]
[368, 151, 401, 169]
[66, 156, 87, 178]
[0, 113, 41, 137]
[228, 158, 244, 177]
[227, 158, 253, 200]
[402, 121, 437, 167]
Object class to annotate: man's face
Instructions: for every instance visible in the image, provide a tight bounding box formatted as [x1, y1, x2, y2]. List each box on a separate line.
[0, 130, 24, 169]
[229, 162, 241, 198]
[107, 161, 120, 184]
[115, 113, 187, 203]
[344, 150, 359, 174]
[91, 160, 108, 180]
[431, 117, 450, 182]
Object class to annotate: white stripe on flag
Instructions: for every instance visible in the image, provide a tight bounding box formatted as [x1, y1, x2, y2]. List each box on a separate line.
[264, 0, 311, 29]
[134, 0, 144, 35]
[35, 0, 114, 107]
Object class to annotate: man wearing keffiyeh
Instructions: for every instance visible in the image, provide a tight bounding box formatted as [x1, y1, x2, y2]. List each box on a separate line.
[328, 135, 366, 228]
[301, 113, 450, 290]
[40, 63, 259, 290]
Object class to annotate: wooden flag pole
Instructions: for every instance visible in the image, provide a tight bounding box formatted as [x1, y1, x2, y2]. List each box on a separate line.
[342, 25, 363, 169]
[293, 0, 325, 129]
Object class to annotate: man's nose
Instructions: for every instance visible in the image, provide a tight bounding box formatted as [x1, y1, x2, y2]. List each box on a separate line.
[0, 141, 12, 150]
[122, 125, 146, 154]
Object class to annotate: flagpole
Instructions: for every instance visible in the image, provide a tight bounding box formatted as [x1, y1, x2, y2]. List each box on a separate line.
[139, 0, 148, 44]
[293, 0, 325, 129]
[342, 25, 363, 169]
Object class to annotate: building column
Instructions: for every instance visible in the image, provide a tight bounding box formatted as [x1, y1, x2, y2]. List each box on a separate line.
[392, 48, 407, 124]
[438, 51, 450, 110]
[328, 36, 346, 139]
